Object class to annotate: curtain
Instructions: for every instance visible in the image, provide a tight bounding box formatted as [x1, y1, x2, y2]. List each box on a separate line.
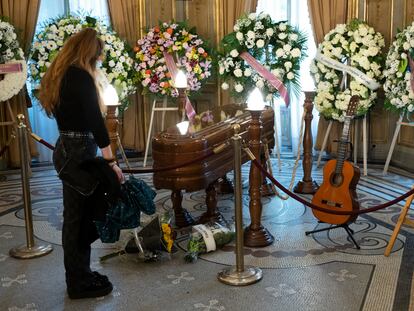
[307, 0, 348, 154]
[288, 0, 318, 155]
[222, 0, 258, 34]
[28, 0, 63, 164]
[0, 0, 40, 168]
[107, 0, 145, 152]
[70, 0, 110, 25]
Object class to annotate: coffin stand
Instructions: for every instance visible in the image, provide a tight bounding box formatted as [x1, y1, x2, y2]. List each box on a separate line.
[152, 105, 275, 228]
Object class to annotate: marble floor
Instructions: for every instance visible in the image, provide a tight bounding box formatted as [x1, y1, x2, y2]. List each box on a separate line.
[1, 158, 414, 311]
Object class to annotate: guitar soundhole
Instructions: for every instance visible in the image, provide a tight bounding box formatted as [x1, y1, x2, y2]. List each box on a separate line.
[330, 173, 343, 187]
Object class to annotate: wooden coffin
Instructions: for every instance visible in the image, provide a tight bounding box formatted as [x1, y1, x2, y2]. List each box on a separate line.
[152, 105, 275, 192]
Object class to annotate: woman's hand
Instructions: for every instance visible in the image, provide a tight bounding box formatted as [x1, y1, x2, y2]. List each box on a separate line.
[110, 163, 125, 183]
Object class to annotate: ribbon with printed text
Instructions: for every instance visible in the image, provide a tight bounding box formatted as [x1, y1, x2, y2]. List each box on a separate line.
[314, 52, 380, 91]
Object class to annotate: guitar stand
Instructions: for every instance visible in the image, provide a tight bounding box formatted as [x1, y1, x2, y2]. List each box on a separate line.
[305, 222, 360, 249]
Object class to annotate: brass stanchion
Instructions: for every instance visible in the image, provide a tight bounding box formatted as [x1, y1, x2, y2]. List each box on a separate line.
[9, 114, 53, 259]
[217, 124, 263, 286]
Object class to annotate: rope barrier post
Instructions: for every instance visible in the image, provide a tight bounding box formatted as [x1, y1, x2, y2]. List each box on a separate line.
[293, 91, 319, 194]
[9, 114, 53, 259]
[218, 124, 262, 286]
[384, 185, 414, 257]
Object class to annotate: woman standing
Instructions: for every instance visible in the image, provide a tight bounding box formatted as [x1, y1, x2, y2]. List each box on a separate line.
[39, 28, 124, 299]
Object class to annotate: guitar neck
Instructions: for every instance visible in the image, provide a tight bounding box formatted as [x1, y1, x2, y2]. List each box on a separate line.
[335, 117, 352, 174]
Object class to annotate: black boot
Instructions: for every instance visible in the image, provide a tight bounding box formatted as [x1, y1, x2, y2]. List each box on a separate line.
[67, 276, 113, 299]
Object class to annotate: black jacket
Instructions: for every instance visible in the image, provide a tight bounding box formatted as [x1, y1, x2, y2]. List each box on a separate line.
[79, 157, 121, 221]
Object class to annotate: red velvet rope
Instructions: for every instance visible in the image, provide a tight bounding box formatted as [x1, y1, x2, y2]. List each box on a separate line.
[251, 158, 414, 215]
[30, 134, 55, 150]
[14, 129, 414, 215]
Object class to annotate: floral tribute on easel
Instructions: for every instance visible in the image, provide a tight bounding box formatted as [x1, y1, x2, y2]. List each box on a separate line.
[135, 21, 212, 98]
[310, 19, 384, 122]
[0, 18, 27, 102]
[384, 22, 414, 114]
[29, 15, 137, 110]
[218, 13, 306, 103]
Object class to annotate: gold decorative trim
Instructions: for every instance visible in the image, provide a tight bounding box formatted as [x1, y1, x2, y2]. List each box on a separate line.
[215, 0, 224, 105]
[138, 0, 146, 37]
[347, 0, 359, 21]
[172, 0, 177, 19]
[404, 0, 408, 27]
[390, 0, 394, 39]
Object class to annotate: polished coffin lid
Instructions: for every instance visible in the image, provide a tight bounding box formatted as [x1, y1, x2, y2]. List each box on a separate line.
[152, 105, 275, 192]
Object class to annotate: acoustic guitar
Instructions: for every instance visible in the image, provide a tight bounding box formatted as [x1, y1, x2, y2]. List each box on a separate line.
[312, 95, 360, 225]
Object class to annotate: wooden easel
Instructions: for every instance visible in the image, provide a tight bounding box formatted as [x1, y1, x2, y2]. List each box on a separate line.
[0, 100, 17, 126]
[143, 97, 178, 167]
[384, 186, 414, 256]
[0, 100, 18, 155]
[382, 113, 414, 175]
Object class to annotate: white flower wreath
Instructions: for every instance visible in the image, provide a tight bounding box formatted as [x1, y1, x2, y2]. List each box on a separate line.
[384, 22, 414, 114]
[310, 19, 384, 122]
[30, 15, 137, 111]
[218, 13, 306, 101]
[0, 20, 27, 103]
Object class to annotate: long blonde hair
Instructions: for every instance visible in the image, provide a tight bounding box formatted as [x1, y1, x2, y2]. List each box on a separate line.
[39, 27, 104, 117]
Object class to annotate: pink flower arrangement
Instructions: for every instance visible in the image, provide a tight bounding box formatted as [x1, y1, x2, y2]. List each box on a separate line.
[135, 21, 212, 98]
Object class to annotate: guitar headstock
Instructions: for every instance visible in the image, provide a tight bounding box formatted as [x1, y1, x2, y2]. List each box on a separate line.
[346, 95, 359, 117]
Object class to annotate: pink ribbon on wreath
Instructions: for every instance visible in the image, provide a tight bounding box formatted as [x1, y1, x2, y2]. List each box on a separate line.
[239, 51, 290, 106]
[163, 51, 196, 120]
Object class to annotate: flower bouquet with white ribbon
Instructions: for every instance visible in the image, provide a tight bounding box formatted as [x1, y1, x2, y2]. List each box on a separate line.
[185, 223, 234, 263]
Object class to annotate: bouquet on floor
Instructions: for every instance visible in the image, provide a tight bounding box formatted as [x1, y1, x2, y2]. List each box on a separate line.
[100, 213, 176, 262]
[160, 211, 176, 253]
[185, 223, 235, 263]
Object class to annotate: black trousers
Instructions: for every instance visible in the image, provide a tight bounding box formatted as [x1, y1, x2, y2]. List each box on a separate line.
[53, 132, 100, 287]
[62, 184, 99, 284]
